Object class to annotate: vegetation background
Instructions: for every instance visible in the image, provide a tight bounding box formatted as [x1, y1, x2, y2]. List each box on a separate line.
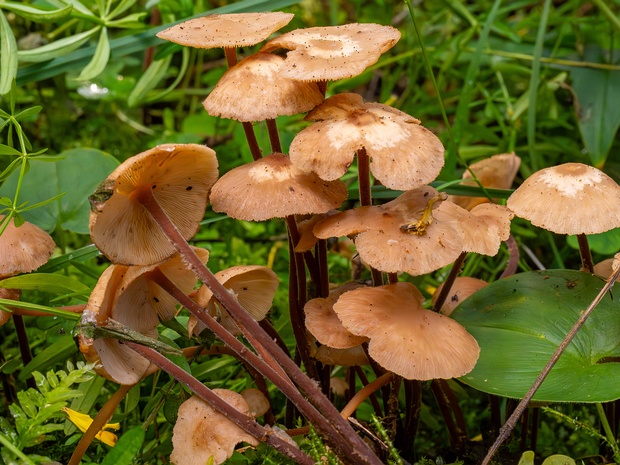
[0, 0, 619, 464]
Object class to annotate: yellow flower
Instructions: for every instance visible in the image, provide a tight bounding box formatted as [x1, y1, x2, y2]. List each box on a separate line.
[62, 407, 120, 447]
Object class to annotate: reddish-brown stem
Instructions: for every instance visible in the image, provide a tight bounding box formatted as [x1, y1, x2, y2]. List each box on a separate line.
[387, 272, 398, 284]
[11, 304, 86, 317]
[125, 342, 315, 465]
[341, 372, 393, 420]
[430, 380, 465, 450]
[400, 379, 421, 461]
[500, 235, 520, 279]
[136, 187, 384, 465]
[435, 379, 468, 444]
[357, 147, 372, 207]
[266, 119, 282, 153]
[353, 366, 383, 417]
[68, 383, 133, 465]
[259, 319, 291, 358]
[432, 251, 467, 312]
[224, 47, 237, 67]
[12, 315, 35, 390]
[482, 265, 620, 465]
[316, 239, 329, 298]
[577, 233, 594, 273]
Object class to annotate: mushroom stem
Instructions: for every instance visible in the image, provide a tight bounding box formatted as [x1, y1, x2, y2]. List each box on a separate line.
[577, 233, 594, 273]
[482, 263, 620, 465]
[224, 47, 237, 67]
[266, 119, 282, 153]
[316, 239, 329, 298]
[135, 186, 385, 465]
[401, 379, 422, 461]
[499, 235, 520, 279]
[12, 315, 36, 390]
[357, 147, 372, 207]
[354, 366, 384, 417]
[340, 372, 394, 420]
[68, 383, 133, 465]
[432, 252, 467, 312]
[431, 379, 468, 449]
[125, 342, 316, 465]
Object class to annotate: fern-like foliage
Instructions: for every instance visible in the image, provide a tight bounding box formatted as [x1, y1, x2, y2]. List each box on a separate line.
[0, 361, 95, 464]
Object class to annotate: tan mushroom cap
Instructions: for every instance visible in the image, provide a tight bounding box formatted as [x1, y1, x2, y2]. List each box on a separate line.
[156, 12, 294, 49]
[304, 282, 369, 349]
[289, 93, 444, 190]
[0, 215, 55, 279]
[204, 53, 324, 122]
[80, 249, 209, 384]
[593, 258, 615, 278]
[188, 265, 278, 337]
[312, 344, 369, 367]
[333, 282, 480, 380]
[432, 277, 488, 316]
[450, 153, 521, 210]
[240, 388, 270, 418]
[435, 202, 514, 256]
[507, 163, 620, 235]
[170, 391, 259, 465]
[0, 288, 20, 326]
[89, 144, 218, 266]
[260, 23, 400, 81]
[314, 187, 463, 275]
[210, 153, 348, 221]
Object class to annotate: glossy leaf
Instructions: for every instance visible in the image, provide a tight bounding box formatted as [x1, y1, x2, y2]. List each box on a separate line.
[100, 426, 145, 465]
[567, 229, 620, 255]
[452, 270, 620, 402]
[0, 148, 119, 233]
[0, 274, 91, 299]
[77, 27, 110, 81]
[0, 10, 18, 95]
[0, 3, 72, 22]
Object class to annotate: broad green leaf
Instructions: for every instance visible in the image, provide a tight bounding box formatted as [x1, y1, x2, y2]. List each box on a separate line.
[20, 335, 78, 381]
[567, 228, 620, 255]
[100, 426, 145, 465]
[0, 148, 119, 233]
[0, 3, 72, 22]
[0, 273, 91, 298]
[127, 54, 173, 107]
[17, 27, 99, 63]
[452, 270, 620, 402]
[0, 10, 18, 95]
[77, 27, 110, 81]
[572, 48, 620, 168]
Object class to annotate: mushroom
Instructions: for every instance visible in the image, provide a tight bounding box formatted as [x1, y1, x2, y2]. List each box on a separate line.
[289, 93, 445, 191]
[89, 143, 218, 266]
[188, 265, 279, 337]
[507, 162, 620, 271]
[209, 153, 348, 221]
[332, 282, 480, 380]
[260, 23, 401, 82]
[240, 388, 270, 418]
[170, 391, 259, 465]
[432, 277, 488, 316]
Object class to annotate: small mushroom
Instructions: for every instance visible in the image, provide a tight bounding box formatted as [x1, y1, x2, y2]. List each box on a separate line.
[240, 388, 270, 418]
[432, 277, 488, 316]
[170, 391, 259, 465]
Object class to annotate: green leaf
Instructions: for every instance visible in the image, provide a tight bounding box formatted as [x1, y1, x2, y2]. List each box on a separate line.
[20, 335, 78, 381]
[105, 12, 147, 29]
[0, 148, 119, 233]
[77, 27, 110, 81]
[0, 10, 18, 95]
[39, 244, 101, 272]
[14, 106, 43, 120]
[17, 27, 100, 63]
[65, 375, 106, 435]
[127, 54, 173, 107]
[567, 229, 620, 255]
[572, 48, 620, 168]
[100, 426, 145, 465]
[0, 144, 21, 156]
[0, 2, 72, 22]
[0, 274, 91, 298]
[452, 270, 620, 402]
[107, 0, 137, 19]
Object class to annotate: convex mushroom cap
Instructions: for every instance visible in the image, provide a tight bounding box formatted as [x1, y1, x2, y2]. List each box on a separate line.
[507, 163, 620, 235]
[289, 93, 445, 191]
[204, 52, 324, 122]
[170, 391, 259, 465]
[260, 23, 400, 81]
[432, 277, 488, 316]
[0, 214, 55, 279]
[332, 282, 480, 380]
[156, 12, 294, 49]
[210, 153, 347, 221]
[89, 144, 218, 266]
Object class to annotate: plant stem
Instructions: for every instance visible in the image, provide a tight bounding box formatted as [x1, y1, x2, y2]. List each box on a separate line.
[596, 403, 620, 462]
[432, 252, 467, 312]
[0, 432, 35, 465]
[12, 314, 35, 390]
[266, 119, 282, 153]
[125, 342, 315, 465]
[341, 372, 394, 420]
[482, 264, 620, 464]
[577, 233, 594, 273]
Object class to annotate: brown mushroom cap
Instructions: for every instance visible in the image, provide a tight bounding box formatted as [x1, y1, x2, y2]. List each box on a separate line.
[304, 282, 369, 349]
[450, 153, 521, 210]
[506, 163, 620, 235]
[289, 93, 445, 190]
[80, 248, 209, 384]
[332, 282, 480, 380]
[204, 53, 324, 122]
[170, 391, 259, 465]
[210, 153, 348, 221]
[313, 187, 463, 275]
[240, 388, 270, 418]
[313, 344, 369, 367]
[89, 144, 218, 266]
[156, 12, 294, 49]
[0, 215, 55, 279]
[260, 23, 400, 81]
[432, 277, 488, 316]
[188, 265, 278, 336]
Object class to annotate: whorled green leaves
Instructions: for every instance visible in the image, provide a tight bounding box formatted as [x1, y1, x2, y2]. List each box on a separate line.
[452, 269, 620, 402]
